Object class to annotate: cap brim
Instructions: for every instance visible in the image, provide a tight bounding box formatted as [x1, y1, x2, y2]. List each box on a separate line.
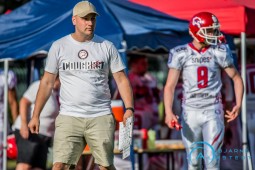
[76, 11, 99, 17]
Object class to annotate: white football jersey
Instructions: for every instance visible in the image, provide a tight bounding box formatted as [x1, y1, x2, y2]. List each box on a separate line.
[168, 43, 234, 110]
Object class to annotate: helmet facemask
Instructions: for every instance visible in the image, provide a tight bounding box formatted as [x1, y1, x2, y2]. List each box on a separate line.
[197, 25, 222, 45]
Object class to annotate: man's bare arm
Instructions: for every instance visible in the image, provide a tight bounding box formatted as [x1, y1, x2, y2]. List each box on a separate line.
[19, 97, 31, 139]
[32, 72, 56, 118]
[8, 88, 19, 121]
[164, 68, 180, 128]
[28, 72, 57, 133]
[112, 70, 134, 124]
[224, 66, 244, 122]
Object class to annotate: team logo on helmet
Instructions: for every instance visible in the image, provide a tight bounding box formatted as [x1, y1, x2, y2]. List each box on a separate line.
[212, 15, 218, 23]
[78, 50, 88, 59]
[192, 17, 203, 28]
[211, 15, 219, 26]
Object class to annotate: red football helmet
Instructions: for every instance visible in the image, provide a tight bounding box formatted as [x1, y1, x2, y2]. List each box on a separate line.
[189, 12, 223, 45]
[7, 134, 18, 160]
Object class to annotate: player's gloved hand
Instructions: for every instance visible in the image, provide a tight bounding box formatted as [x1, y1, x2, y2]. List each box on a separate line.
[165, 113, 182, 130]
[165, 113, 177, 129]
[171, 120, 182, 131]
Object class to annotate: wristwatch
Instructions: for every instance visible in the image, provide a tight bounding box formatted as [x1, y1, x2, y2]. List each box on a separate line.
[125, 107, 135, 113]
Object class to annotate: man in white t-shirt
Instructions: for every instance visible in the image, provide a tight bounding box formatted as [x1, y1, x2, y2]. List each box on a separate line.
[13, 77, 60, 170]
[28, 1, 134, 170]
[0, 70, 18, 168]
[164, 12, 244, 170]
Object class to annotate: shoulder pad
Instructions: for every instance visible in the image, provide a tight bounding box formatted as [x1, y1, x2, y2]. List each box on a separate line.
[217, 44, 227, 51]
[174, 46, 188, 53]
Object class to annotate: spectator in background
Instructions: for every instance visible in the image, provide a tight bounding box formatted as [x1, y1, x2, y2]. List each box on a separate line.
[245, 47, 255, 168]
[113, 54, 161, 170]
[0, 70, 18, 122]
[0, 0, 30, 14]
[112, 54, 161, 129]
[13, 76, 60, 170]
[221, 47, 255, 169]
[0, 69, 19, 168]
[126, 54, 160, 130]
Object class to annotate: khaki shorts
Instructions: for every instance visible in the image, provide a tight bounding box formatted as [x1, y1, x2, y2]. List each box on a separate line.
[53, 114, 116, 167]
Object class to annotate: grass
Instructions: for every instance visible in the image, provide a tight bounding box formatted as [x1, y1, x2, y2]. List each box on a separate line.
[7, 147, 54, 170]
[7, 159, 16, 170]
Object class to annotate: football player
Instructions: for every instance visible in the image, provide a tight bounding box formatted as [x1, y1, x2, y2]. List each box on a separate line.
[164, 12, 244, 170]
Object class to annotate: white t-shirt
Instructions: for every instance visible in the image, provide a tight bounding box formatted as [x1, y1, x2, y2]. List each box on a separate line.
[168, 43, 234, 110]
[14, 81, 59, 137]
[45, 34, 126, 117]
